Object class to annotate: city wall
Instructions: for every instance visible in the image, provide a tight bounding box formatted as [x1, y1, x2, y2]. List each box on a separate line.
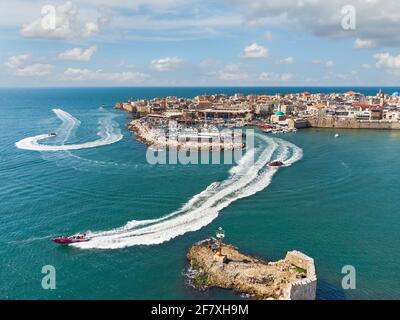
[308, 117, 400, 130]
[282, 251, 317, 300]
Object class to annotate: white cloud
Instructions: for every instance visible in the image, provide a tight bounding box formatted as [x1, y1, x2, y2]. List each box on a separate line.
[325, 61, 335, 68]
[279, 57, 294, 65]
[279, 73, 293, 82]
[259, 72, 293, 82]
[374, 53, 400, 74]
[218, 64, 248, 81]
[312, 59, 322, 65]
[242, 43, 268, 58]
[312, 59, 334, 68]
[97, 7, 242, 42]
[4, 54, 32, 68]
[59, 68, 149, 83]
[333, 71, 358, 81]
[354, 38, 375, 49]
[15, 64, 53, 77]
[4, 53, 53, 77]
[20, 1, 100, 40]
[59, 46, 97, 61]
[95, 0, 188, 12]
[231, 0, 400, 48]
[81, 22, 99, 38]
[199, 59, 219, 69]
[375, 52, 400, 69]
[264, 31, 273, 41]
[151, 57, 184, 72]
[362, 64, 371, 69]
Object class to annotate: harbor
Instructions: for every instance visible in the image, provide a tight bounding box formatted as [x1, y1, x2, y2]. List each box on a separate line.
[116, 90, 400, 140]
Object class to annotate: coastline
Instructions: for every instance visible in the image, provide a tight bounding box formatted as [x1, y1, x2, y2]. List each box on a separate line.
[116, 88, 400, 139]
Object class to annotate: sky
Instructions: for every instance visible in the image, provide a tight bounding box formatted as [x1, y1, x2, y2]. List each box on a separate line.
[1, 0, 400, 87]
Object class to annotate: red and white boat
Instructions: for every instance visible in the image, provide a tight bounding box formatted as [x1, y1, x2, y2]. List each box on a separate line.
[52, 233, 90, 244]
[259, 124, 273, 130]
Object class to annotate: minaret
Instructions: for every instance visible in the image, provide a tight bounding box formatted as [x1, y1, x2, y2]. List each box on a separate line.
[380, 89, 385, 107]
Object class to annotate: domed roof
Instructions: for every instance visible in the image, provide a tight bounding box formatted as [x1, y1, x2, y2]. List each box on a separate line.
[275, 110, 285, 116]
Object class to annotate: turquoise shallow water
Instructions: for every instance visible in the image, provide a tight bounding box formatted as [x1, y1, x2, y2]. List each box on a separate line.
[1, 87, 400, 299]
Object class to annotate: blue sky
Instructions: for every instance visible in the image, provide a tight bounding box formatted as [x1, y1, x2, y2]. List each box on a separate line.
[1, 0, 400, 87]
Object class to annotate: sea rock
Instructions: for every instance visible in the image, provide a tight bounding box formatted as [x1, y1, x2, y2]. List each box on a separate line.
[186, 239, 317, 300]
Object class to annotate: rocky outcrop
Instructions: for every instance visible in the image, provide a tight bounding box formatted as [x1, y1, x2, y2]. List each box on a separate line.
[186, 239, 317, 300]
[115, 102, 134, 113]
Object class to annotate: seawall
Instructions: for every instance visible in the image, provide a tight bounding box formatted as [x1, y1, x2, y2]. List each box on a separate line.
[307, 117, 400, 130]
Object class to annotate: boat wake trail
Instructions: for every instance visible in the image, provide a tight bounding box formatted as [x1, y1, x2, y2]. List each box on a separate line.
[74, 134, 303, 250]
[15, 109, 123, 151]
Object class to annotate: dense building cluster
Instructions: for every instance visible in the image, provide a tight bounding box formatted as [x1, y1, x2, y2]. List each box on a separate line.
[116, 90, 400, 129]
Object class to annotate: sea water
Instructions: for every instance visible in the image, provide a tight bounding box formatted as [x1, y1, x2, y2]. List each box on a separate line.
[1, 87, 400, 299]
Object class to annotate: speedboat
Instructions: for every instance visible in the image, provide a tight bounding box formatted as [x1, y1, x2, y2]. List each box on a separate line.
[268, 160, 284, 167]
[52, 233, 90, 244]
[48, 132, 57, 137]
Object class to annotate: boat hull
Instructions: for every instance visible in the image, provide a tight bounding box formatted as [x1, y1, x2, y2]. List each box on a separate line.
[52, 237, 90, 244]
[268, 161, 284, 168]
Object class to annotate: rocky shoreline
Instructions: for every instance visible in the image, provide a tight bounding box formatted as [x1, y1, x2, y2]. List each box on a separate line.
[186, 238, 317, 300]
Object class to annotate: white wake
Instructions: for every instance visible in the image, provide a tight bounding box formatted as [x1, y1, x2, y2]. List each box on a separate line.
[15, 109, 123, 151]
[74, 134, 303, 249]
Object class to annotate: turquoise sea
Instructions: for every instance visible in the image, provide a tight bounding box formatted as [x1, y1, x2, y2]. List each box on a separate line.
[1, 87, 400, 300]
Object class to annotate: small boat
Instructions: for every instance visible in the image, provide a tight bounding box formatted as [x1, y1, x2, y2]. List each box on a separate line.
[259, 124, 273, 130]
[335, 133, 340, 138]
[48, 132, 57, 137]
[268, 160, 284, 167]
[52, 233, 90, 244]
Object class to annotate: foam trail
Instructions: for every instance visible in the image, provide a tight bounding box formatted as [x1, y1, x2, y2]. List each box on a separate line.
[74, 134, 303, 250]
[15, 109, 123, 151]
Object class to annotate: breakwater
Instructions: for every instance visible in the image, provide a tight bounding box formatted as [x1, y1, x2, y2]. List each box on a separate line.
[128, 119, 245, 150]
